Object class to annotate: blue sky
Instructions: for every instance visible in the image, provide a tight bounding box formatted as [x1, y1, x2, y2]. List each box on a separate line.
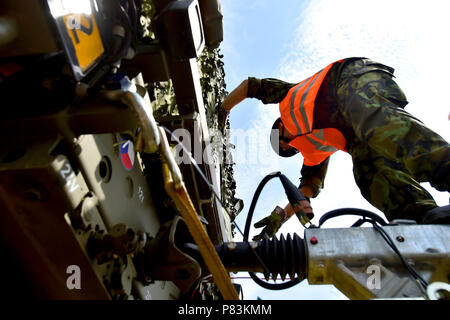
[219, 0, 450, 300]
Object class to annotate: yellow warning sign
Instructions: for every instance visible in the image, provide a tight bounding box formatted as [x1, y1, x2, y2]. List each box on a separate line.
[63, 13, 104, 72]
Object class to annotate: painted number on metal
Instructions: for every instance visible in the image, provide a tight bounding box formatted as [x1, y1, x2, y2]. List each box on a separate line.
[60, 161, 80, 193]
[63, 12, 104, 71]
[138, 186, 144, 203]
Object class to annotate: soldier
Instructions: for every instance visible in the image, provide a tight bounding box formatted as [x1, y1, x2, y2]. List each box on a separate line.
[221, 58, 450, 240]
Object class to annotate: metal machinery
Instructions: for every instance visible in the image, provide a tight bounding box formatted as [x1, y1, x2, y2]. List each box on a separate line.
[0, 0, 449, 301]
[0, 0, 236, 300]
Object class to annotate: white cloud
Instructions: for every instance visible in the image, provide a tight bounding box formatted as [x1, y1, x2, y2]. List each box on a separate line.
[279, 0, 450, 140]
[242, 0, 450, 219]
[227, 0, 450, 300]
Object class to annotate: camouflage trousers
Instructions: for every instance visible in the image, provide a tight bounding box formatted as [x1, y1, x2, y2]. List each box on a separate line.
[334, 59, 450, 221]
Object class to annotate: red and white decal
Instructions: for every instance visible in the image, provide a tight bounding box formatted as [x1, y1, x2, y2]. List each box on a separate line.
[120, 140, 135, 171]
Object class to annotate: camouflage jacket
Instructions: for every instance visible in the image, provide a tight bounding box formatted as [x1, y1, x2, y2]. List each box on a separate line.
[246, 57, 396, 197]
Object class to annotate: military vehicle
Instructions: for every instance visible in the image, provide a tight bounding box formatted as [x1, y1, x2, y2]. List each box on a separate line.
[0, 0, 448, 301]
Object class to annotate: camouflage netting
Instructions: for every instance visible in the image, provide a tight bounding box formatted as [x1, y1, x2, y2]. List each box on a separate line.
[139, 0, 240, 221]
[197, 48, 239, 221]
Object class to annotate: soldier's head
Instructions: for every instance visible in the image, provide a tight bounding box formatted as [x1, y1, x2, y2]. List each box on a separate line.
[270, 118, 298, 157]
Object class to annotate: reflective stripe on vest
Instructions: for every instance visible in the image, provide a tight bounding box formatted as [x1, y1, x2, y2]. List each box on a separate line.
[279, 60, 347, 166]
[289, 128, 347, 166]
[280, 61, 339, 136]
[306, 130, 338, 153]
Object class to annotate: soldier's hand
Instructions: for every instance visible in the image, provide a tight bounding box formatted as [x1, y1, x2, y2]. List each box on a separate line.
[300, 199, 314, 220]
[218, 104, 230, 131]
[253, 206, 286, 241]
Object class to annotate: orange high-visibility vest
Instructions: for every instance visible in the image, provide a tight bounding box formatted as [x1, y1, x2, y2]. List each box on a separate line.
[279, 60, 347, 166]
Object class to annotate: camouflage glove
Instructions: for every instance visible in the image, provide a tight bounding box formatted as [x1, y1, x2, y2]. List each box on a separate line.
[253, 206, 286, 241]
[218, 105, 230, 131]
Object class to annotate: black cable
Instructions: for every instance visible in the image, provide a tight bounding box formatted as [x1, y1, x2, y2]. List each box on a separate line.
[318, 207, 428, 290]
[319, 208, 388, 227]
[104, 2, 133, 64]
[241, 171, 302, 290]
[162, 126, 307, 290]
[125, 0, 138, 35]
[371, 223, 429, 290]
[161, 126, 271, 276]
[162, 127, 220, 198]
[163, 127, 308, 289]
[243, 172, 281, 241]
[161, 127, 428, 292]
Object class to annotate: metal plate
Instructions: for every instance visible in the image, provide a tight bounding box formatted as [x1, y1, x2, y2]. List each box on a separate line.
[62, 12, 104, 72]
[47, 0, 104, 80]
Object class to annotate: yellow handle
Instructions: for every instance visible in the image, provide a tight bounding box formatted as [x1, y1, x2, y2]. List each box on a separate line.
[162, 163, 239, 300]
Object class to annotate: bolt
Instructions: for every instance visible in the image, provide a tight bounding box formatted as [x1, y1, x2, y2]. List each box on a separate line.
[227, 242, 237, 250]
[310, 236, 318, 245]
[396, 236, 405, 242]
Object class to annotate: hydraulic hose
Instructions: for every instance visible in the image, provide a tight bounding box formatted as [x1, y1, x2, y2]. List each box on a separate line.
[159, 128, 308, 290]
[182, 233, 307, 284]
[243, 172, 281, 241]
[243, 171, 305, 290]
[318, 208, 388, 227]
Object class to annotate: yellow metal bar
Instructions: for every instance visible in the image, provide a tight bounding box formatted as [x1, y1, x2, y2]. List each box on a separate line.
[162, 163, 239, 300]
